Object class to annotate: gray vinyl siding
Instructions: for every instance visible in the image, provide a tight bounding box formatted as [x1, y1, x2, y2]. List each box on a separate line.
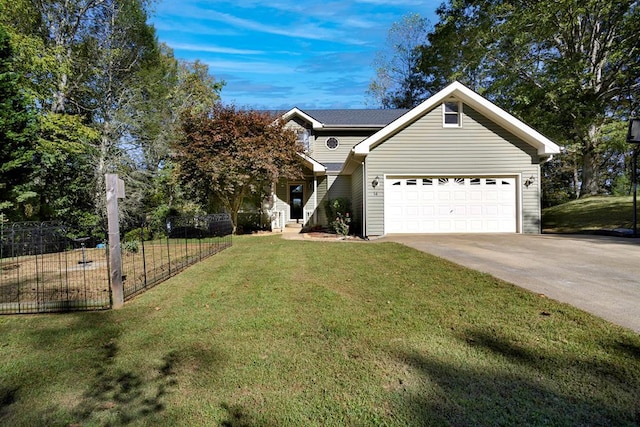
[284, 118, 306, 133]
[327, 175, 352, 200]
[316, 176, 328, 224]
[317, 174, 352, 225]
[274, 180, 288, 217]
[350, 164, 364, 234]
[365, 104, 541, 235]
[311, 131, 371, 164]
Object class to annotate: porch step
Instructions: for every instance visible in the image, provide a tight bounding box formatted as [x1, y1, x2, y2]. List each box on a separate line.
[284, 222, 303, 229]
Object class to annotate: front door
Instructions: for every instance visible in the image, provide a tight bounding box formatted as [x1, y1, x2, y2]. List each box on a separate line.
[289, 184, 304, 221]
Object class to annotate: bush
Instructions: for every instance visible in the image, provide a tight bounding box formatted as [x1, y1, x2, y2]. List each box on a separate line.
[324, 198, 352, 236]
[123, 227, 152, 243]
[612, 174, 631, 196]
[122, 240, 139, 254]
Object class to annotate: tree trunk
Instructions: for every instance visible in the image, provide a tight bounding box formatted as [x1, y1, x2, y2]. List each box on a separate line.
[580, 148, 600, 197]
[579, 125, 603, 197]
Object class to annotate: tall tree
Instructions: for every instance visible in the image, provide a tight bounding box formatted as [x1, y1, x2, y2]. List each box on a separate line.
[30, 0, 109, 114]
[0, 24, 37, 220]
[418, 0, 640, 197]
[126, 54, 224, 224]
[0, 0, 225, 228]
[367, 13, 430, 109]
[81, 0, 160, 218]
[174, 105, 303, 231]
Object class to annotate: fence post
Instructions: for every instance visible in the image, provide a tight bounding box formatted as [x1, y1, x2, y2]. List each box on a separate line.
[106, 174, 125, 309]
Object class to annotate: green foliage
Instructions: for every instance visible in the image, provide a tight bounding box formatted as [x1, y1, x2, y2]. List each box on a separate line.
[612, 174, 631, 197]
[0, 0, 227, 227]
[324, 198, 352, 236]
[0, 24, 37, 220]
[35, 112, 98, 208]
[417, 0, 640, 197]
[367, 13, 430, 108]
[122, 239, 139, 254]
[123, 227, 152, 243]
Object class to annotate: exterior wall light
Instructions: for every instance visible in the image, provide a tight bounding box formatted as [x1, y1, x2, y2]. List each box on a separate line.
[524, 176, 535, 188]
[372, 176, 379, 189]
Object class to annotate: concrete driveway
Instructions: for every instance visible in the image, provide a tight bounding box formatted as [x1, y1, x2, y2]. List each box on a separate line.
[381, 234, 640, 333]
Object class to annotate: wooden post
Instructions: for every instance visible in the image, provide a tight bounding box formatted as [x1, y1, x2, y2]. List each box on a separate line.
[106, 174, 125, 308]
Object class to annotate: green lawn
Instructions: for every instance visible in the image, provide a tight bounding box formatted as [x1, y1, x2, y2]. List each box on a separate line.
[543, 195, 635, 233]
[1, 235, 639, 426]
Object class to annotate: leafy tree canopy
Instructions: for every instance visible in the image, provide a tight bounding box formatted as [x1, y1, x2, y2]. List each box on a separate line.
[386, 0, 640, 200]
[0, 23, 37, 219]
[367, 13, 431, 109]
[174, 104, 304, 231]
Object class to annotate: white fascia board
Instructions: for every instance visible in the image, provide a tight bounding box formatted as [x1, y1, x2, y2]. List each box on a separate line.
[352, 81, 561, 157]
[339, 151, 366, 175]
[281, 107, 323, 129]
[298, 153, 326, 175]
[452, 83, 561, 156]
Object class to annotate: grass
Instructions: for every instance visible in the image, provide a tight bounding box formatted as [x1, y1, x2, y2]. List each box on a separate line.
[1, 235, 639, 426]
[542, 195, 635, 233]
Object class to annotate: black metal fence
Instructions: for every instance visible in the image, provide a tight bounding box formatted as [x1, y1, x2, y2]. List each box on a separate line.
[0, 221, 111, 314]
[0, 214, 233, 314]
[121, 214, 233, 300]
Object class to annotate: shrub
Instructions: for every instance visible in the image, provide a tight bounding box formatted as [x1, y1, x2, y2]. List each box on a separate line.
[123, 227, 152, 243]
[324, 198, 352, 236]
[122, 240, 139, 254]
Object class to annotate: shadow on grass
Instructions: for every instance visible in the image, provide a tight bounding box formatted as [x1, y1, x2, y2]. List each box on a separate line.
[392, 328, 640, 426]
[607, 337, 640, 360]
[220, 402, 259, 427]
[0, 386, 19, 420]
[0, 312, 185, 426]
[70, 340, 179, 425]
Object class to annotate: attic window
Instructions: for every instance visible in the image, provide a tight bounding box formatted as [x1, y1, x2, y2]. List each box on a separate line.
[297, 129, 310, 152]
[443, 102, 462, 127]
[325, 137, 339, 150]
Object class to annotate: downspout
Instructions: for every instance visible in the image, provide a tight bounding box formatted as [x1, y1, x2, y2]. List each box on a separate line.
[313, 175, 318, 224]
[362, 161, 367, 238]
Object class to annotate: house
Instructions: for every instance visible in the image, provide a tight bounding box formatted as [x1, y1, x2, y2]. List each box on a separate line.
[270, 81, 560, 236]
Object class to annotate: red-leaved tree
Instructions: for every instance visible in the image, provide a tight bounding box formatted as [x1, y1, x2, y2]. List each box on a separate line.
[174, 104, 303, 231]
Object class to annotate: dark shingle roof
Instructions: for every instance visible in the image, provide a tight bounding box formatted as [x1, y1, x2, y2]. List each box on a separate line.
[299, 109, 409, 127]
[324, 162, 344, 172]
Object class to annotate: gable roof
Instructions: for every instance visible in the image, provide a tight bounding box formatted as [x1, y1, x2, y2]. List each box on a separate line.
[281, 108, 409, 130]
[352, 81, 560, 157]
[299, 152, 326, 175]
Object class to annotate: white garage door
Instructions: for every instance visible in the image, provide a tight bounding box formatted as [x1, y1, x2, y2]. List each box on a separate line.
[384, 177, 517, 233]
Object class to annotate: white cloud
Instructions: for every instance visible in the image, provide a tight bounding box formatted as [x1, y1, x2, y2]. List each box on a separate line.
[169, 43, 264, 55]
[150, 0, 441, 109]
[202, 59, 297, 75]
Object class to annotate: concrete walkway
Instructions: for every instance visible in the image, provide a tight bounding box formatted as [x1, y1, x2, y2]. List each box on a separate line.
[379, 234, 640, 333]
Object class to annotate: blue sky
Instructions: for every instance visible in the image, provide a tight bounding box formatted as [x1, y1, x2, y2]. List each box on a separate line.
[149, 0, 442, 109]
